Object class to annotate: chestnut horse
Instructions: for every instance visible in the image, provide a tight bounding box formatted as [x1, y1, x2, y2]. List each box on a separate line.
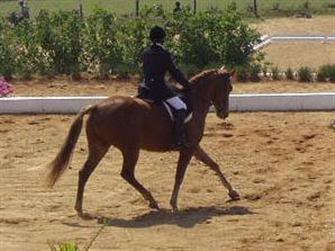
[46, 68, 240, 217]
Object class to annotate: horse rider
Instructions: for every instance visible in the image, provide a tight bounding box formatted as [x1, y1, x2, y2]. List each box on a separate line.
[138, 26, 191, 148]
[173, 1, 182, 14]
[19, 0, 30, 19]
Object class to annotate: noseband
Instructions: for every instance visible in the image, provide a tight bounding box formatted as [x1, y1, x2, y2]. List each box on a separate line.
[215, 106, 226, 113]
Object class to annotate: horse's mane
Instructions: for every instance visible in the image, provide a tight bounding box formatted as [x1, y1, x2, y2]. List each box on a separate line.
[190, 69, 228, 84]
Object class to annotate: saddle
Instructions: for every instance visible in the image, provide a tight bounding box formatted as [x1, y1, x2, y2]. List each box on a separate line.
[163, 95, 193, 124]
[137, 94, 193, 124]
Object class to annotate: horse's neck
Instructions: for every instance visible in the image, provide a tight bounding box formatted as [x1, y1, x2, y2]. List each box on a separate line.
[188, 84, 212, 124]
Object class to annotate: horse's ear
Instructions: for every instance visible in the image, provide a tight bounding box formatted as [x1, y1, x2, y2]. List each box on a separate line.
[229, 69, 236, 77]
[229, 69, 236, 84]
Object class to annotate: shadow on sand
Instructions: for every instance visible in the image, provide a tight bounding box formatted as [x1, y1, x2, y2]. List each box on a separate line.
[96, 206, 254, 229]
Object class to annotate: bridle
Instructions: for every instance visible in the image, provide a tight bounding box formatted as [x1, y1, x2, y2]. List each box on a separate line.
[212, 76, 232, 114]
[215, 105, 226, 114]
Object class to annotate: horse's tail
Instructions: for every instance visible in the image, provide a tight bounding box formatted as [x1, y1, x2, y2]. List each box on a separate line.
[46, 105, 94, 187]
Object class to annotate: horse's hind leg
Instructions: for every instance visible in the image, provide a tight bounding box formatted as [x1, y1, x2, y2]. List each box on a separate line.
[120, 148, 159, 210]
[193, 146, 240, 200]
[74, 136, 109, 217]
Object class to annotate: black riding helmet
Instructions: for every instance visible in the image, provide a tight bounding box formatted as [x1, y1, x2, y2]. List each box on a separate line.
[149, 26, 166, 43]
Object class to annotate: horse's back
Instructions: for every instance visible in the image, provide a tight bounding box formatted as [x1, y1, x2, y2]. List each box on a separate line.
[87, 96, 174, 151]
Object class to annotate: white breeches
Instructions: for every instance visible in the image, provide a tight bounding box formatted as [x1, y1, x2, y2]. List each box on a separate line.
[166, 96, 187, 110]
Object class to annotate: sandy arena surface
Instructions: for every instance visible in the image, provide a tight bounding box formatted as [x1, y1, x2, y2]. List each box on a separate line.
[1, 81, 335, 251]
[10, 78, 335, 97]
[262, 42, 335, 69]
[0, 112, 334, 251]
[252, 16, 335, 36]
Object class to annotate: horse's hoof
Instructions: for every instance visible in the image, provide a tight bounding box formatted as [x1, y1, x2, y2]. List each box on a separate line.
[77, 211, 96, 220]
[228, 190, 240, 201]
[149, 201, 160, 210]
[171, 205, 179, 214]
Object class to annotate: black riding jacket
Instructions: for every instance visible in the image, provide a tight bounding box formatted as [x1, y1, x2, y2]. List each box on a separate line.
[140, 43, 190, 101]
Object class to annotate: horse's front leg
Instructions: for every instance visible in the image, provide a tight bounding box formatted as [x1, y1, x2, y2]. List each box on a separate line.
[170, 147, 195, 212]
[194, 146, 240, 200]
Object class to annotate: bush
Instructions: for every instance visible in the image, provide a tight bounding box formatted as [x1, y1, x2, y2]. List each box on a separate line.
[272, 2, 280, 11]
[12, 20, 41, 79]
[285, 67, 295, 80]
[119, 18, 150, 76]
[212, 4, 261, 67]
[167, 10, 219, 69]
[0, 6, 261, 79]
[271, 66, 281, 80]
[317, 64, 335, 82]
[84, 9, 123, 79]
[49, 242, 80, 251]
[0, 18, 16, 79]
[297, 66, 313, 82]
[248, 63, 261, 82]
[236, 65, 249, 82]
[36, 10, 84, 78]
[34, 10, 57, 77]
[179, 63, 200, 77]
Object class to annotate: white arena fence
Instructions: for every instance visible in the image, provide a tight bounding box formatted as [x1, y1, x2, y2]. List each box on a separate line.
[253, 35, 335, 51]
[0, 93, 334, 114]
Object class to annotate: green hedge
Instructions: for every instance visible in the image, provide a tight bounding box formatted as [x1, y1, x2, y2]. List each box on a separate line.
[317, 64, 335, 82]
[0, 4, 261, 79]
[233, 64, 335, 82]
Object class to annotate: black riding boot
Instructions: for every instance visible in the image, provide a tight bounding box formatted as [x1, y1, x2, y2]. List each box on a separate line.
[174, 109, 187, 148]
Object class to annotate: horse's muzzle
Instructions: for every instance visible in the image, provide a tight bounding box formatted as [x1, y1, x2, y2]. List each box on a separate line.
[216, 110, 229, 120]
[221, 112, 229, 120]
[214, 105, 229, 119]
[222, 112, 229, 119]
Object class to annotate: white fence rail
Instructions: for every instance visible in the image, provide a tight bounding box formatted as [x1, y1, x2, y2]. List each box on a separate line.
[253, 34, 335, 51]
[229, 93, 335, 111]
[0, 93, 334, 114]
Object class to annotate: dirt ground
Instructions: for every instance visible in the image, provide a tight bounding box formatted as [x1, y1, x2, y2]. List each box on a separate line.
[253, 15, 335, 69]
[10, 78, 335, 97]
[252, 15, 335, 36]
[0, 82, 335, 251]
[262, 42, 335, 69]
[0, 112, 334, 251]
